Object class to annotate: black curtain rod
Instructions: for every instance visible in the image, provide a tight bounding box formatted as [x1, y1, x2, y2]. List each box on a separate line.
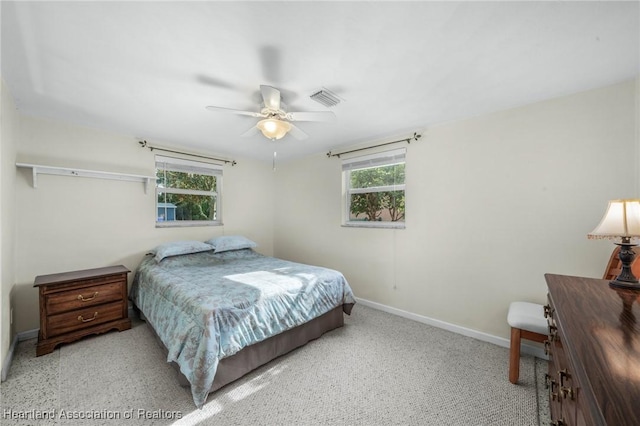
[139, 141, 237, 166]
[326, 132, 422, 158]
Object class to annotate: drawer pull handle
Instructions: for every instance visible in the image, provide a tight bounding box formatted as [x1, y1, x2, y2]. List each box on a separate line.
[78, 312, 98, 323]
[558, 368, 570, 386]
[560, 386, 574, 400]
[545, 374, 558, 391]
[77, 292, 99, 302]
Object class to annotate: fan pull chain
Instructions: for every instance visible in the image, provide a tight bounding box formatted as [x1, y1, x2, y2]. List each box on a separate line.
[273, 151, 277, 171]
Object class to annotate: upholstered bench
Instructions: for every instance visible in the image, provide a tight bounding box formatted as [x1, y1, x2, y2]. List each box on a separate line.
[507, 301, 548, 384]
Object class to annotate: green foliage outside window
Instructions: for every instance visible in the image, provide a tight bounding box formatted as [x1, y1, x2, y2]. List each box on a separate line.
[349, 164, 405, 222]
[157, 170, 217, 221]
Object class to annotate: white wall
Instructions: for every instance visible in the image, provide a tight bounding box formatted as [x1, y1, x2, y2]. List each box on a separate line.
[274, 79, 639, 338]
[1, 79, 18, 372]
[5, 78, 638, 350]
[12, 116, 275, 333]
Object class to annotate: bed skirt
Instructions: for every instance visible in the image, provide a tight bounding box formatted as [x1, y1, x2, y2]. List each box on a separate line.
[139, 303, 353, 397]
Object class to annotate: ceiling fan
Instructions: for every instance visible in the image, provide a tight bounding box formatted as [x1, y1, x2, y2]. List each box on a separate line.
[206, 85, 336, 141]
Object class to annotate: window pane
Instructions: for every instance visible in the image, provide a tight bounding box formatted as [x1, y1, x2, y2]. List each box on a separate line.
[156, 170, 217, 192]
[342, 148, 406, 228]
[157, 192, 217, 222]
[349, 190, 405, 222]
[350, 163, 405, 189]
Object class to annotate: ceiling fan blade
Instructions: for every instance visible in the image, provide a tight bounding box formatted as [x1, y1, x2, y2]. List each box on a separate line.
[288, 123, 308, 140]
[286, 111, 336, 122]
[260, 85, 281, 111]
[259, 45, 282, 84]
[240, 125, 259, 138]
[196, 75, 238, 91]
[205, 106, 264, 118]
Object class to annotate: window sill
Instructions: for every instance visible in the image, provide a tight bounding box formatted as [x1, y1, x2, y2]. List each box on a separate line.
[342, 222, 405, 229]
[156, 221, 222, 228]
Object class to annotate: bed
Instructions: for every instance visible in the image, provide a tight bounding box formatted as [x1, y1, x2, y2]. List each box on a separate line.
[129, 237, 356, 408]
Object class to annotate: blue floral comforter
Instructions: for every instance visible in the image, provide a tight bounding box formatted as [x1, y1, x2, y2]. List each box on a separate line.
[129, 248, 356, 408]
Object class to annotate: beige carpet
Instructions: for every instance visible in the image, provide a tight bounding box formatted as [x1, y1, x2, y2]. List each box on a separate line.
[1, 304, 548, 425]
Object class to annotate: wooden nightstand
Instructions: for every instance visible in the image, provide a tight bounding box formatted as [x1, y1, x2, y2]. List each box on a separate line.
[34, 265, 132, 356]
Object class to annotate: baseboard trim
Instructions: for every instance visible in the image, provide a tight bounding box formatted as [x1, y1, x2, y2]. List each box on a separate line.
[1, 328, 38, 382]
[355, 297, 547, 359]
[17, 328, 39, 341]
[1, 335, 18, 382]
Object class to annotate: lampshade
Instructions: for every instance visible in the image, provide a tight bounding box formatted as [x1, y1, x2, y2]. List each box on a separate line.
[256, 118, 291, 140]
[588, 199, 640, 240]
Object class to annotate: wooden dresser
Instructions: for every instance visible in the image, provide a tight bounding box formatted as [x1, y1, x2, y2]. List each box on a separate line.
[34, 265, 132, 356]
[545, 273, 640, 426]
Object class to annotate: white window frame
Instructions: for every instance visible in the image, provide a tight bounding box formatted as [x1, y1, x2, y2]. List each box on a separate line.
[342, 148, 406, 229]
[155, 155, 223, 227]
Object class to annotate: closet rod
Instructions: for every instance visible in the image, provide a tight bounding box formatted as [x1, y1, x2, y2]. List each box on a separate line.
[326, 132, 421, 159]
[139, 140, 237, 165]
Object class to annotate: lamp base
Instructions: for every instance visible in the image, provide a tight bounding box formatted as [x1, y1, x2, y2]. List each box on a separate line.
[609, 280, 640, 290]
[610, 241, 639, 289]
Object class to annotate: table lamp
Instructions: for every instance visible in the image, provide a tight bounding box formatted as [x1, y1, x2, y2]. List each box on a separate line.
[588, 199, 640, 289]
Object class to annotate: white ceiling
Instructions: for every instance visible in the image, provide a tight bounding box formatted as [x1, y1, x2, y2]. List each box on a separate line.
[2, 1, 639, 164]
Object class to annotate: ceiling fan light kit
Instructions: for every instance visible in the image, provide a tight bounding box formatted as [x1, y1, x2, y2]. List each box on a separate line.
[257, 118, 291, 140]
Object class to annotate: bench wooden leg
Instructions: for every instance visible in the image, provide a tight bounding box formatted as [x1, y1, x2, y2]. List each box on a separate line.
[509, 327, 521, 384]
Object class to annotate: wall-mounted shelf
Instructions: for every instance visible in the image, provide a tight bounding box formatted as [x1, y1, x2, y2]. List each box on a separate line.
[16, 163, 156, 193]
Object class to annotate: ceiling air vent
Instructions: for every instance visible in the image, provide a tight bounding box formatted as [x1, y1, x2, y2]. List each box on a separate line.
[310, 88, 342, 108]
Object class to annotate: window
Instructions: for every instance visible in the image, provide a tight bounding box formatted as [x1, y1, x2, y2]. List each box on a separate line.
[342, 148, 406, 228]
[155, 156, 222, 227]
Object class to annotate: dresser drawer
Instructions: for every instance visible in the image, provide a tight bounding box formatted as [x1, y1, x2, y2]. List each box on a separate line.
[46, 301, 124, 337]
[45, 281, 123, 315]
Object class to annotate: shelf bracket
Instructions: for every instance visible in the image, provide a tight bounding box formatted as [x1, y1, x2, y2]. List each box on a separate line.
[32, 167, 38, 189]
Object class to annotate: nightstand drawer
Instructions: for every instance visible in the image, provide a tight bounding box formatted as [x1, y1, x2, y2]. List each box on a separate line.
[46, 301, 124, 337]
[46, 281, 123, 315]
